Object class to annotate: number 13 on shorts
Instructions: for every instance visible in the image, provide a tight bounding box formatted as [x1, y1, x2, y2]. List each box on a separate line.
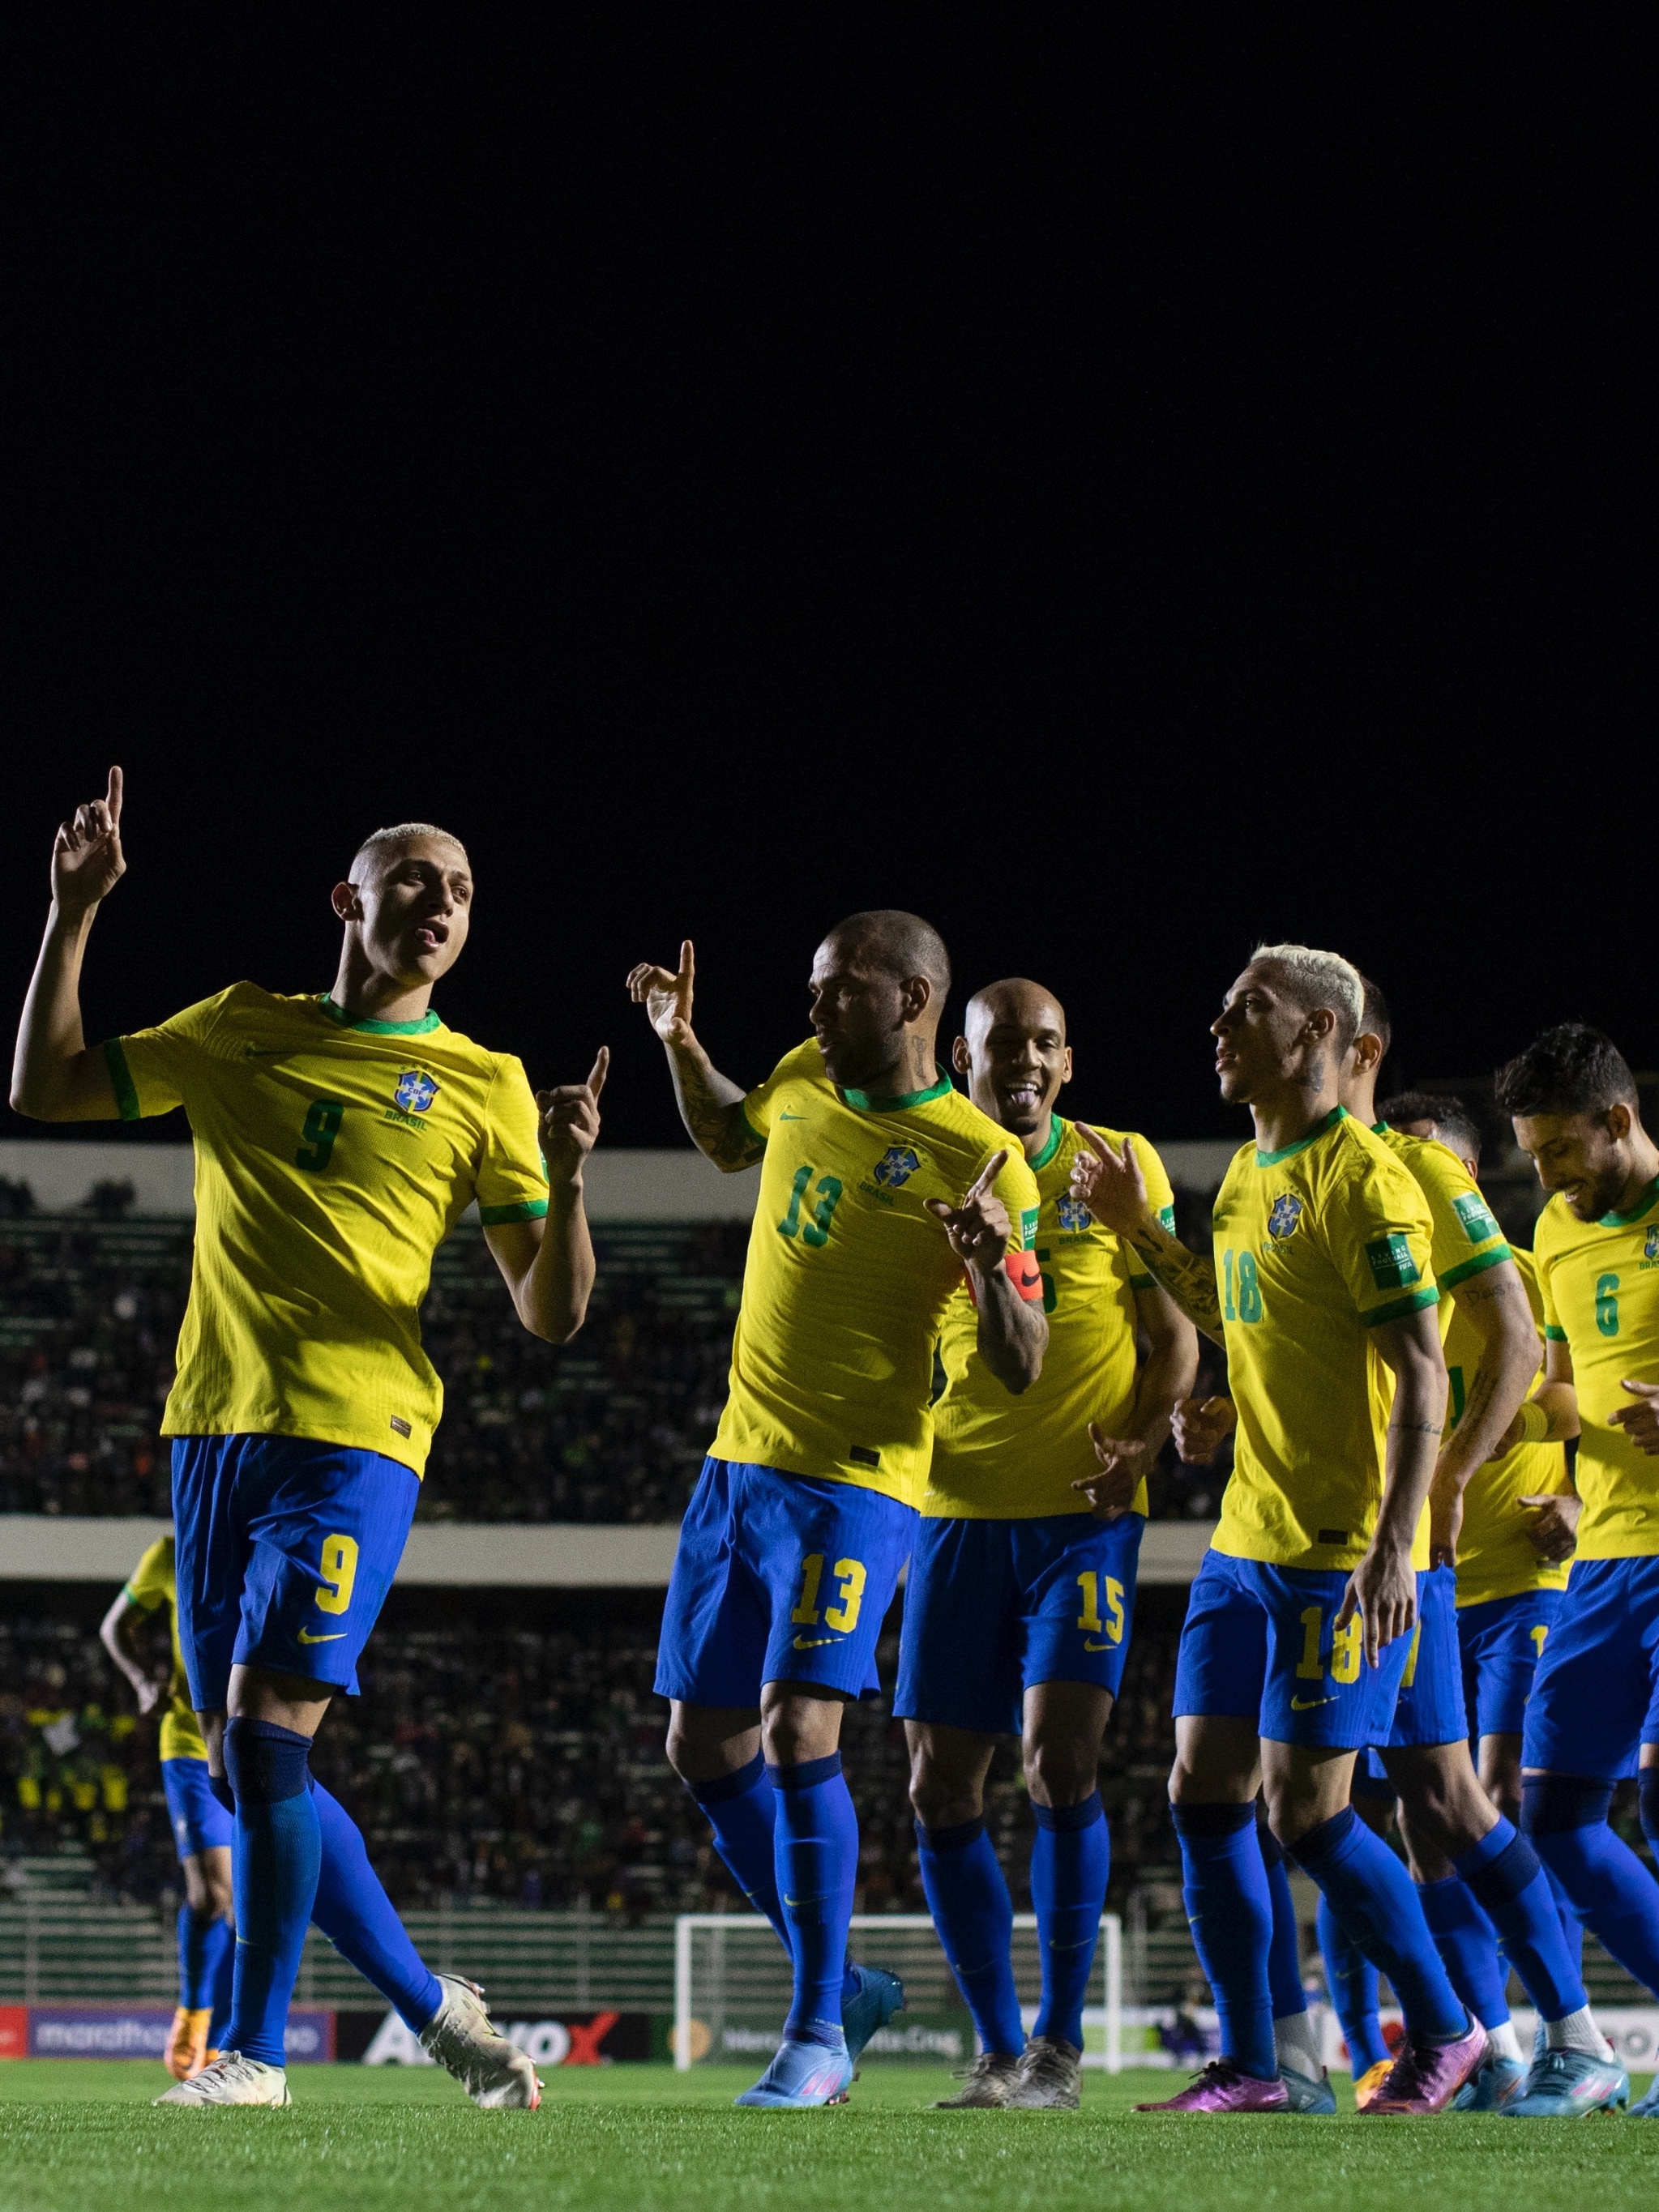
[790, 1552, 867, 1633]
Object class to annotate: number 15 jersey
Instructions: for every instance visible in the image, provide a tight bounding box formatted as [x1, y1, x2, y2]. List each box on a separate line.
[710, 1040, 1041, 1510]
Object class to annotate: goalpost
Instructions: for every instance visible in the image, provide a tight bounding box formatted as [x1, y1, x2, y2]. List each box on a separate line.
[673, 1911, 1122, 2074]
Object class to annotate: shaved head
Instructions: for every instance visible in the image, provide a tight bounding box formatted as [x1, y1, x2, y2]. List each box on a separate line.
[352, 821, 469, 882]
[826, 909, 951, 1001]
[966, 976, 1067, 1044]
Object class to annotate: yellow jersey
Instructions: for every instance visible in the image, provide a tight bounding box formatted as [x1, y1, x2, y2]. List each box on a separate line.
[107, 985, 549, 1474]
[1535, 1175, 1659, 1559]
[125, 1536, 205, 1763]
[1211, 1108, 1438, 1573]
[1369, 1125, 1513, 1568]
[926, 1117, 1175, 1519]
[1453, 1248, 1570, 1606]
[711, 1040, 1041, 1509]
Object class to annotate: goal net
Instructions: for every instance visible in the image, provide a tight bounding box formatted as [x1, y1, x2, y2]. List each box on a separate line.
[673, 1911, 1122, 2073]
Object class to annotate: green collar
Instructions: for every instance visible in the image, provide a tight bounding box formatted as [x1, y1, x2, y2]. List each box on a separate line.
[840, 1069, 954, 1112]
[319, 993, 443, 1038]
[1372, 1120, 1390, 1134]
[1598, 1174, 1659, 1228]
[1028, 1113, 1066, 1172]
[1255, 1104, 1347, 1168]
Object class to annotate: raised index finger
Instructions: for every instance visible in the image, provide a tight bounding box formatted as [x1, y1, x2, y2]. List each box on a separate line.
[106, 765, 123, 826]
[963, 1149, 1007, 1205]
[586, 1045, 610, 1098]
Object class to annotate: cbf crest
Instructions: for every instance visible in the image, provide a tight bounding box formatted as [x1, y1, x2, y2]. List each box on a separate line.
[1268, 1193, 1303, 1241]
[395, 1070, 439, 1115]
[872, 1146, 921, 1189]
[1646, 1223, 1659, 1262]
[1056, 1194, 1094, 1232]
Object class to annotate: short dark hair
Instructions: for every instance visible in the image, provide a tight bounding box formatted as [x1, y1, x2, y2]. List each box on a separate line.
[1379, 1090, 1482, 1167]
[829, 910, 951, 1001]
[1494, 1022, 1640, 1118]
[1358, 973, 1392, 1055]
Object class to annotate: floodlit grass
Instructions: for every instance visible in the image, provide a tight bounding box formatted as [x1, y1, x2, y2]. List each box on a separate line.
[0, 2060, 1654, 2212]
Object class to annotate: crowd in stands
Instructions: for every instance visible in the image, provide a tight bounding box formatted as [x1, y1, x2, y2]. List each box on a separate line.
[0, 1210, 1227, 1524]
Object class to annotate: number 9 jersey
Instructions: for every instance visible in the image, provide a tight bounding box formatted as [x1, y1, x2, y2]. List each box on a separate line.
[105, 984, 549, 1474]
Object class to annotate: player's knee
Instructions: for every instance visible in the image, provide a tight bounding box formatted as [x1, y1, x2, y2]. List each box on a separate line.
[909, 1761, 982, 1831]
[1639, 1768, 1659, 1849]
[1023, 1736, 1098, 1812]
[1520, 1773, 1614, 1858]
[222, 1716, 313, 1804]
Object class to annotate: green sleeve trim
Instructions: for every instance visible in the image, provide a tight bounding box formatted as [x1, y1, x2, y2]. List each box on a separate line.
[1544, 1323, 1568, 1341]
[122, 1582, 164, 1612]
[478, 1198, 549, 1225]
[1127, 1270, 1157, 1290]
[103, 1039, 141, 1122]
[1439, 1243, 1513, 1291]
[739, 1107, 768, 1149]
[1362, 1285, 1441, 1326]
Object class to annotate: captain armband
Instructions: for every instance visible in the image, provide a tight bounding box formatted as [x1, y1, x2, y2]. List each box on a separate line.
[1003, 1249, 1044, 1304]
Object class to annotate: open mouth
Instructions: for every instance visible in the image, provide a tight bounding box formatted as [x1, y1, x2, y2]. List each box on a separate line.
[414, 922, 450, 953]
[1000, 1081, 1043, 1114]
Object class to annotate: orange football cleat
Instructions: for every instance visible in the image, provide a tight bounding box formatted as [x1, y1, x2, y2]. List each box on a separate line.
[165, 2006, 212, 2082]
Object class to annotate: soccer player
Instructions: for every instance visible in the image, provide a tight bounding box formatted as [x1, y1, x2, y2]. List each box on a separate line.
[627, 921, 1045, 2108]
[895, 979, 1197, 2109]
[13, 769, 605, 2107]
[101, 1535, 235, 2081]
[1069, 943, 1486, 2116]
[1498, 1023, 1659, 2118]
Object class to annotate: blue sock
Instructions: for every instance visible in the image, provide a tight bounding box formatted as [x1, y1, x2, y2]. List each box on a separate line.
[1171, 1802, 1276, 2079]
[1289, 1808, 1465, 2041]
[177, 1902, 219, 2009]
[1526, 1774, 1659, 1999]
[311, 1780, 443, 2033]
[1258, 1826, 1308, 2025]
[689, 1754, 790, 1954]
[916, 1815, 1024, 2057]
[1417, 1877, 1509, 2028]
[770, 1754, 857, 2049]
[1544, 1861, 1585, 1974]
[1455, 1815, 1586, 2022]
[207, 1915, 235, 2048]
[1318, 1894, 1388, 2073]
[1032, 1794, 1110, 2052]
[223, 1719, 321, 2067]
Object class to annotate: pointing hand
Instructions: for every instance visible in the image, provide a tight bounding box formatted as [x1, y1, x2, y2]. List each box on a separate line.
[52, 767, 126, 919]
[626, 941, 695, 1047]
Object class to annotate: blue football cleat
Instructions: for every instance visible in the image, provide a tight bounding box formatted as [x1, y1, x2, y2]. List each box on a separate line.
[734, 2035, 854, 2108]
[1627, 2073, 1659, 2116]
[1279, 2065, 1338, 2114]
[1451, 2053, 1529, 2111]
[841, 1963, 904, 2069]
[1504, 2048, 1630, 2117]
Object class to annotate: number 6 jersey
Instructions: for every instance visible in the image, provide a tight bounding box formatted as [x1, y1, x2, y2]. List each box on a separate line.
[105, 984, 549, 1471]
[710, 1040, 1041, 1509]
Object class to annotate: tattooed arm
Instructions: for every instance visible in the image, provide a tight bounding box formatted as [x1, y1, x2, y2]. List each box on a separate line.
[1425, 1256, 1543, 1567]
[1339, 1303, 1448, 1664]
[626, 940, 764, 1173]
[1069, 1125, 1225, 1343]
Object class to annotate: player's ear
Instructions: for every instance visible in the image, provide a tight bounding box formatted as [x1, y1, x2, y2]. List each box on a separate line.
[951, 1035, 971, 1077]
[1603, 1101, 1633, 1144]
[901, 973, 932, 1026]
[331, 879, 362, 923]
[1059, 1044, 1073, 1087]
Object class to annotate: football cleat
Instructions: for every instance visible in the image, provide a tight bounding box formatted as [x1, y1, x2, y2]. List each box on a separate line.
[1135, 2060, 1289, 2112]
[1360, 2019, 1486, 2116]
[841, 1963, 904, 2070]
[734, 2035, 853, 2108]
[934, 2052, 1024, 2108]
[1450, 2052, 1529, 2111]
[419, 1975, 541, 2109]
[1003, 2036, 1082, 2110]
[165, 2005, 212, 2083]
[154, 2050, 290, 2105]
[1504, 2048, 1630, 2117]
[1628, 2073, 1659, 2116]
[1279, 2064, 1337, 2114]
[1352, 2058, 1394, 2112]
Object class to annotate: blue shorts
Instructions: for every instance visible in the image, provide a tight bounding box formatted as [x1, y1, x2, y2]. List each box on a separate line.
[1457, 1587, 1564, 1740]
[160, 1755, 233, 1861]
[1174, 1550, 1417, 1750]
[893, 1511, 1143, 1736]
[1383, 1565, 1467, 1747]
[654, 1458, 916, 1707]
[172, 1434, 420, 1711]
[1523, 1557, 1659, 1779]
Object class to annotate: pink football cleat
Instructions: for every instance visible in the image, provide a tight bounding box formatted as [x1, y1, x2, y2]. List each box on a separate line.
[1361, 2020, 1486, 2116]
[1135, 2060, 1290, 2112]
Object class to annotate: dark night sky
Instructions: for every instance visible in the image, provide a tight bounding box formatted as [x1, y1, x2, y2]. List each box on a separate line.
[2, 14, 1653, 1151]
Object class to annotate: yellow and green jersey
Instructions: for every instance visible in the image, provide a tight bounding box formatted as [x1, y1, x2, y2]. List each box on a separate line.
[711, 1040, 1041, 1510]
[1453, 1249, 1570, 1606]
[926, 1118, 1175, 1519]
[1211, 1108, 1438, 1573]
[1369, 1125, 1514, 1567]
[124, 1536, 205, 1762]
[1536, 1176, 1659, 1559]
[107, 984, 549, 1473]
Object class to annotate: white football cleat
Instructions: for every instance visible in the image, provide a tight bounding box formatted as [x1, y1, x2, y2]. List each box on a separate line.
[154, 2050, 291, 2105]
[420, 1975, 542, 2108]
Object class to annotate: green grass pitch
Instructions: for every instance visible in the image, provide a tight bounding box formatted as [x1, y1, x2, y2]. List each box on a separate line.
[1, 2062, 1654, 2212]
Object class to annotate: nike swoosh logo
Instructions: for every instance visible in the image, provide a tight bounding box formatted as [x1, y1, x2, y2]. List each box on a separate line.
[1289, 1694, 1336, 1710]
[779, 1112, 806, 1121]
[1083, 1638, 1114, 1651]
[793, 1635, 836, 1649]
[297, 1629, 346, 1645]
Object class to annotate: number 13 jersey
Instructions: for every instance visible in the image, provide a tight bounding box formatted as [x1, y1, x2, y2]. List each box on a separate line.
[711, 1040, 1041, 1509]
[107, 984, 549, 1471]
